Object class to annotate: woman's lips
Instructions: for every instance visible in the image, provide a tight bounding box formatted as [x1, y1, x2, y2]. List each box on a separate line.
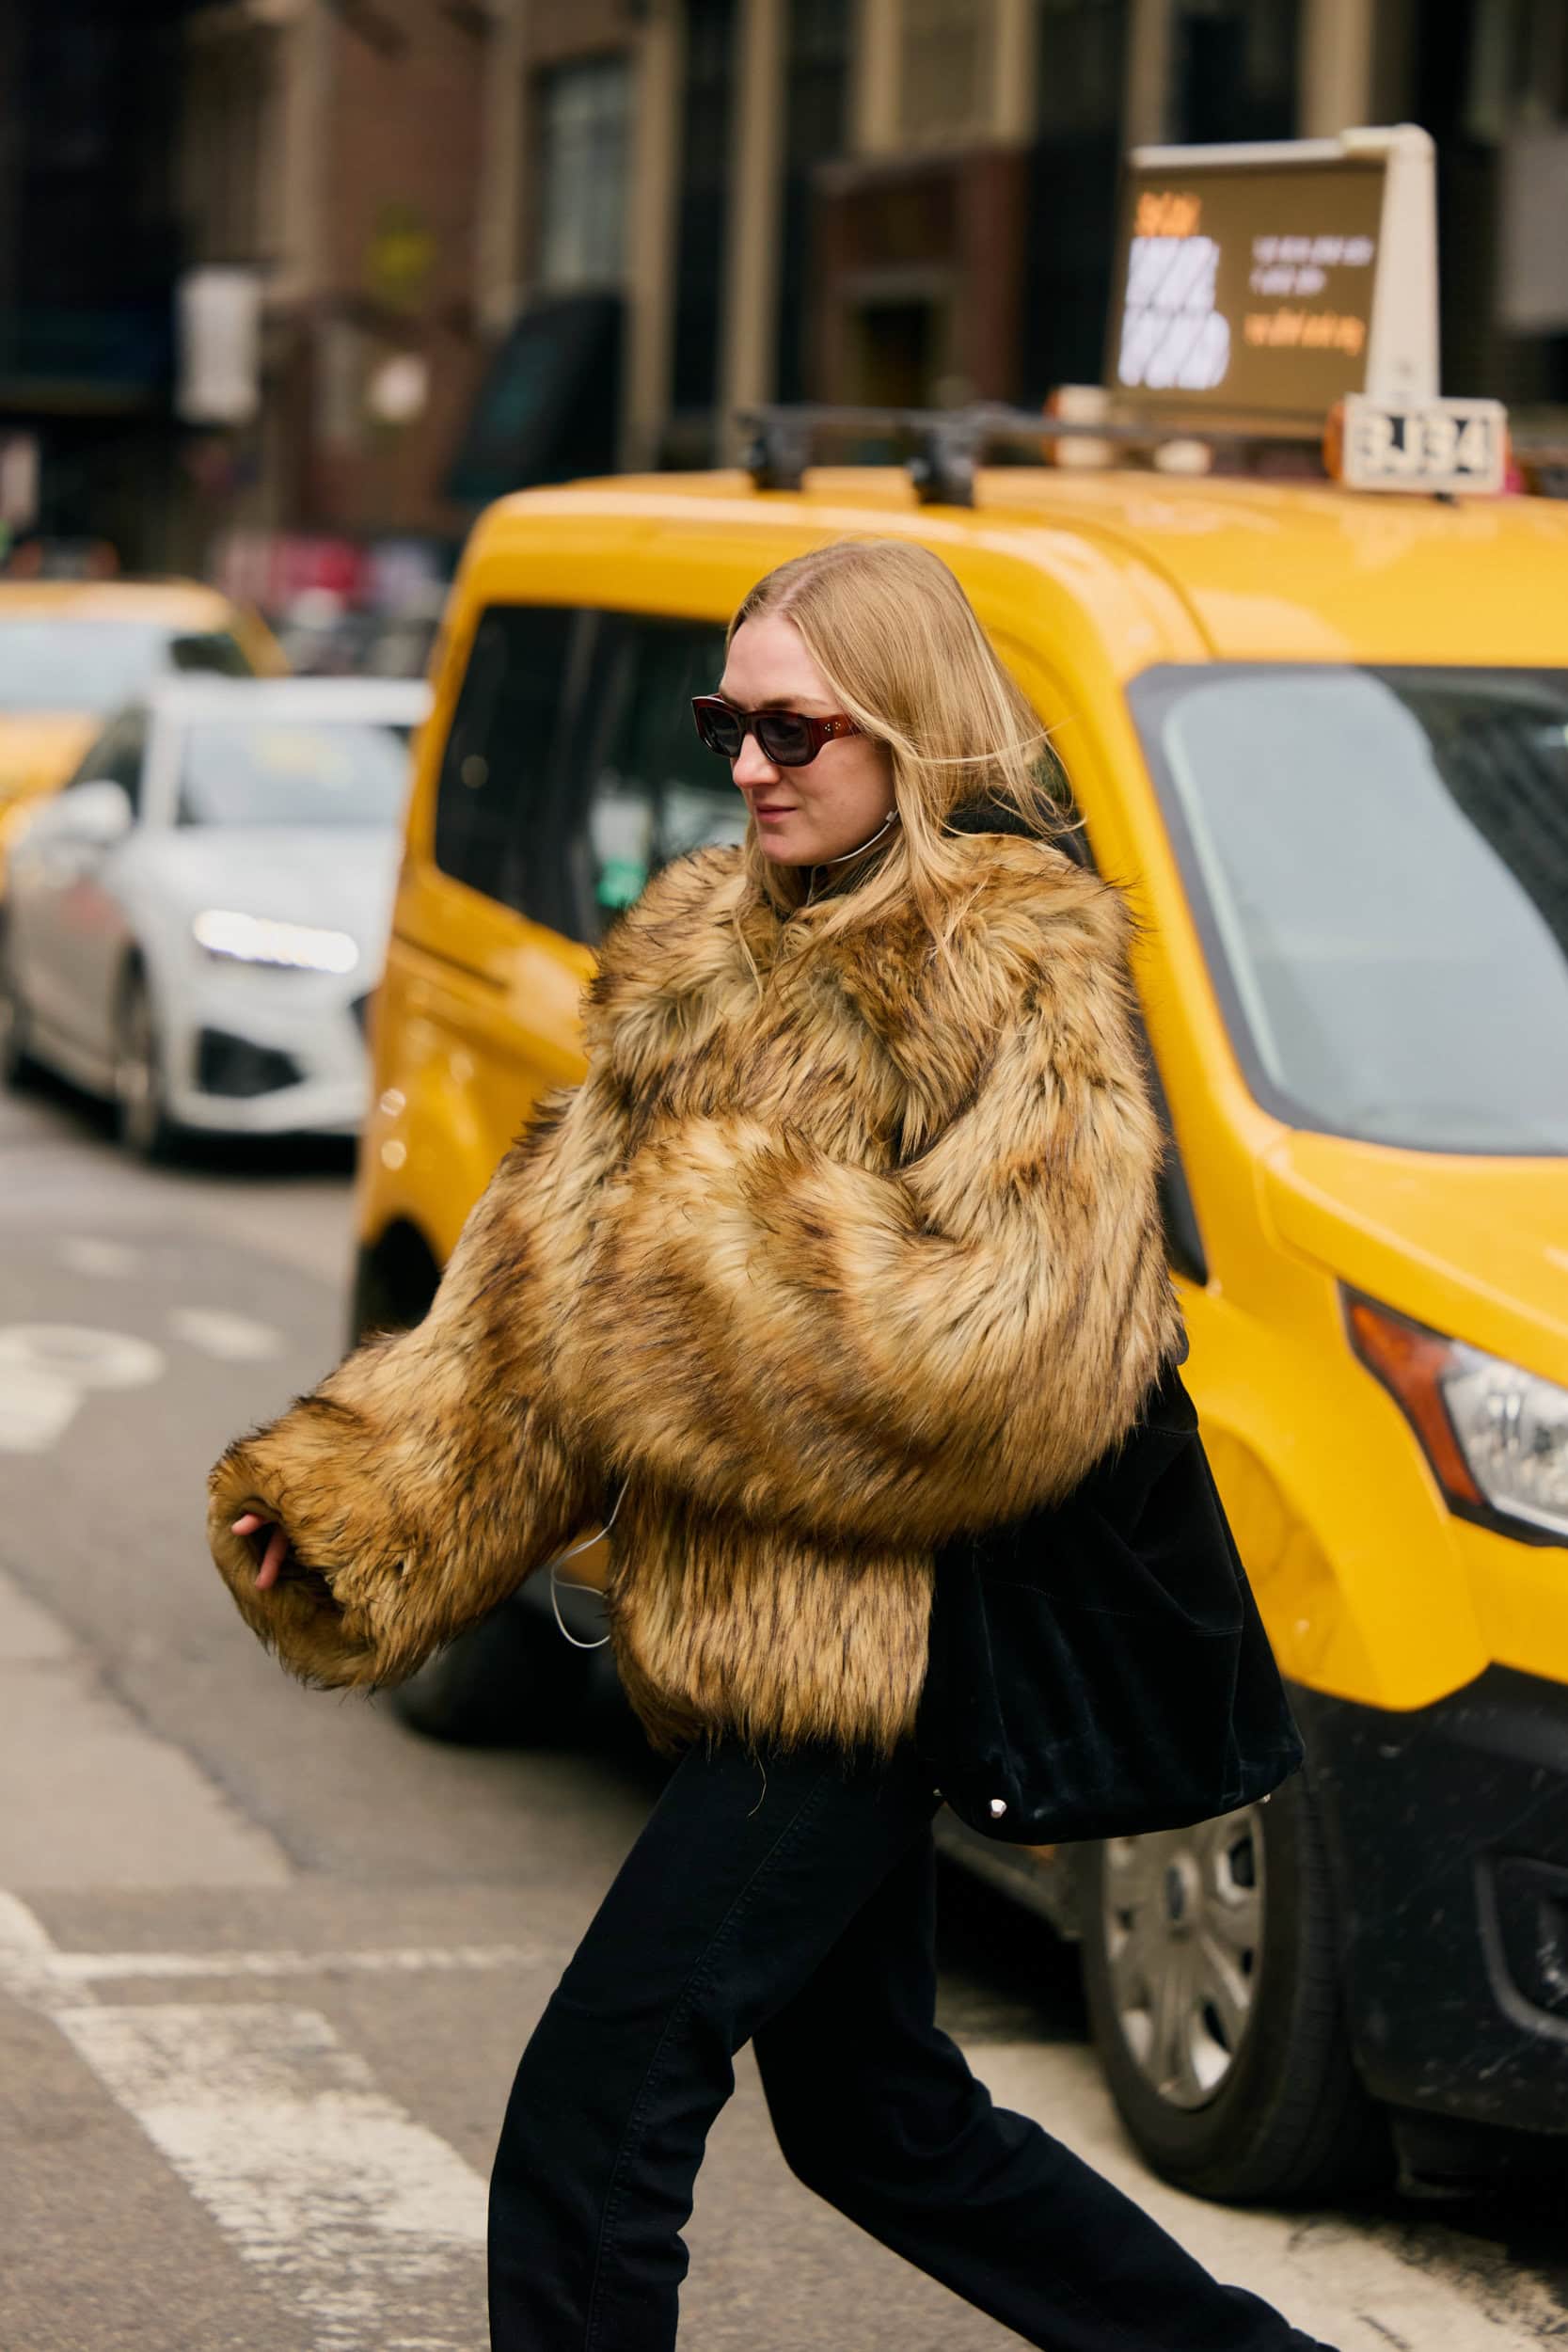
[752, 803, 795, 820]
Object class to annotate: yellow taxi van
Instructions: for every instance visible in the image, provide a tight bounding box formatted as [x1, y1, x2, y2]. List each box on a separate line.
[350, 418, 1568, 2206]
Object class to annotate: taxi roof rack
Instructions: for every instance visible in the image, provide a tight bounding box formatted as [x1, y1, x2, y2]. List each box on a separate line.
[738, 402, 1323, 507]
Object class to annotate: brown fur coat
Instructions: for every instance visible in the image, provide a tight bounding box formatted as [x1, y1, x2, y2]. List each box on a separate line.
[208, 834, 1184, 1756]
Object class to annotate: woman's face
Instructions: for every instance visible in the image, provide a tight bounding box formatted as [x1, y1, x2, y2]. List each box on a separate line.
[717, 615, 895, 866]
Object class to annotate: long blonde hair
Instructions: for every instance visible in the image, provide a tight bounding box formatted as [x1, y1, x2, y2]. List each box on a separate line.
[729, 537, 1077, 950]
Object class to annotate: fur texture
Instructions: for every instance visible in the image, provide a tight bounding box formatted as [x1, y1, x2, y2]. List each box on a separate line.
[208, 833, 1184, 1755]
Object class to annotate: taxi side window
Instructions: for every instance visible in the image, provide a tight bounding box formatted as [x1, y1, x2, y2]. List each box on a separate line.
[70, 711, 149, 814]
[559, 616, 745, 944]
[434, 603, 577, 913]
[166, 630, 252, 678]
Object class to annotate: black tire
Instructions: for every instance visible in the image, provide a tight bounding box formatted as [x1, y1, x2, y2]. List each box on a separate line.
[388, 1593, 594, 1746]
[0, 916, 38, 1089]
[114, 965, 177, 1161]
[349, 1223, 442, 1348]
[1078, 1773, 1388, 2203]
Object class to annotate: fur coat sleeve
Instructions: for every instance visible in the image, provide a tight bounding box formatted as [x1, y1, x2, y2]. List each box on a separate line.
[205, 1075, 610, 1688]
[560, 852, 1182, 1550]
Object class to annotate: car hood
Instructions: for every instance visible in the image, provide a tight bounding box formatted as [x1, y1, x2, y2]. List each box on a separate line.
[1260, 1131, 1568, 1380]
[142, 827, 404, 958]
[0, 713, 98, 805]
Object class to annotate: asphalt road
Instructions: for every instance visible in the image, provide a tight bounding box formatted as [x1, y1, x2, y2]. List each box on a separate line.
[1, 1073, 1564, 2352]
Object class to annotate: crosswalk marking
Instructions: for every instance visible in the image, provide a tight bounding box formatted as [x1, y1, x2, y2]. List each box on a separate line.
[55, 2003, 488, 2352]
[34, 1940, 540, 1985]
[2, 1895, 500, 2352]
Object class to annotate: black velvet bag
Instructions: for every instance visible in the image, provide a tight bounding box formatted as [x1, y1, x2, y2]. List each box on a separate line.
[916, 1353, 1305, 1845]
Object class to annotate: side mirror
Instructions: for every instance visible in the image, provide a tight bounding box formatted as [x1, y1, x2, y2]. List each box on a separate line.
[55, 779, 134, 848]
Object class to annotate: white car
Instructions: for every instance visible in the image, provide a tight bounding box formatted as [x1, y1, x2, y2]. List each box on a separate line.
[0, 675, 431, 1152]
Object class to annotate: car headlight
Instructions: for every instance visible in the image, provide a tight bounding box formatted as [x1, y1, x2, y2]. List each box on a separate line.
[1345, 1289, 1568, 1542]
[193, 909, 359, 976]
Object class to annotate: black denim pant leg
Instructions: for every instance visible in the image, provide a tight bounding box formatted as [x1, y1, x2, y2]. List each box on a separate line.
[487, 1740, 939, 2352]
[489, 1739, 1335, 2352]
[753, 1832, 1328, 2352]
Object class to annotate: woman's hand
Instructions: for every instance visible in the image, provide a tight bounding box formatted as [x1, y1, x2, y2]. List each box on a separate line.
[231, 1511, 290, 1592]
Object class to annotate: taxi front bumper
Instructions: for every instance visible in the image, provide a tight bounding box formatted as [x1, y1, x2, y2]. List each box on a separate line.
[1296, 1665, 1568, 2147]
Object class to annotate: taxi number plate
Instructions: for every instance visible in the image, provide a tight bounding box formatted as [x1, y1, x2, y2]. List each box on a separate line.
[1339, 395, 1507, 496]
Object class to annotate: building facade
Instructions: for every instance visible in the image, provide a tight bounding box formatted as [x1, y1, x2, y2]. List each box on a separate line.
[467, 0, 1568, 480]
[25, 1, 1561, 581]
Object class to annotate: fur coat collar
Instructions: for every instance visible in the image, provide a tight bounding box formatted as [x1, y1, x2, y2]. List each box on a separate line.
[209, 832, 1184, 1756]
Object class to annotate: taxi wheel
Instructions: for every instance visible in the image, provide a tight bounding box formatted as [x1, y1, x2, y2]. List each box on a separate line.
[1078, 1773, 1388, 2202]
[114, 967, 177, 1161]
[388, 1601, 591, 1747]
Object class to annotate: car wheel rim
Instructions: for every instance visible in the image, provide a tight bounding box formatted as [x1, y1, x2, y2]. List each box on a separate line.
[1101, 1808, 1265, 2110]
[116, 991, 160, 1151]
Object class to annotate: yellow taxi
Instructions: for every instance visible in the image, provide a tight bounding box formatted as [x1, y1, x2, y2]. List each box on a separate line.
[0, 580, 283, 878]
[349, 438, 1568, 2205]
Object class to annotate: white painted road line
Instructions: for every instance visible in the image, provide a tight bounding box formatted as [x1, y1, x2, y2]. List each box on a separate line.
[0, 1321, 166, 1452]
[55, 2002, 488, 2352]
[37, 1941, 542, 1984]
[167, 1305, 287, 1361]
[4, 1894, 495, 2352]
[57, 1236, 146, 1278]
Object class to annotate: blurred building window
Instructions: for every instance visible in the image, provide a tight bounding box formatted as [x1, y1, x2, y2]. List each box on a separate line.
[898, 0, 997, 148]
[1465, 0, 1568, 141]
[1172, 0, 1300, 144]
[182, 22, 281, 265]
[1037, 0, 1125, 136]
[776, 0, 851, 403]
[1024, 0, 1129, 393]
[670, 0, 738, 442]
[535, 55, 632, 294]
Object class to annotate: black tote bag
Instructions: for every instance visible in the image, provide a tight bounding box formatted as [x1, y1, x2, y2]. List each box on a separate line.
[916, 1355, 1305, 1845]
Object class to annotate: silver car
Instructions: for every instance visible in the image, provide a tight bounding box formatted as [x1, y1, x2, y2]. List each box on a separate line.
[0, 675, 431, 1152]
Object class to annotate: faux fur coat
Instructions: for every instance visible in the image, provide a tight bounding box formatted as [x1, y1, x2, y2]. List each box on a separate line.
[207, 830, 1185, 1756]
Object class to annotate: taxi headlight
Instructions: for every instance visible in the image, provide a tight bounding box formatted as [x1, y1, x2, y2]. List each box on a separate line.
[1442, 1348, 1568, 1538]
[193, 909, 359, 977]
[1346, 1290, 1568, 1541]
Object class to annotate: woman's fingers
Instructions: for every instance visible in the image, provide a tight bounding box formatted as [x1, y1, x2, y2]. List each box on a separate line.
[230, 1513, 292, 1593]
[255, 1525, 291, 1592]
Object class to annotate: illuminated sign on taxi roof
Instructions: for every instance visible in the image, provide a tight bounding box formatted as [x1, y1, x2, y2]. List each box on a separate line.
[1104, 126, 1440, 424]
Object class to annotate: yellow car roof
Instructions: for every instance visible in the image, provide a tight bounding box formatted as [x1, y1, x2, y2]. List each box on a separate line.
[479, 466, 1568, 675]
[0, 578, 238, 626]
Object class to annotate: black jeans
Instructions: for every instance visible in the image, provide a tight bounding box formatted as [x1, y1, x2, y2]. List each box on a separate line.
[489, 1740, 1334, 2352]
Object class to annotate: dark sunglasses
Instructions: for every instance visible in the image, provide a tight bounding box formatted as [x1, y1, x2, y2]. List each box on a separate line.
[691, 695, 862, 769]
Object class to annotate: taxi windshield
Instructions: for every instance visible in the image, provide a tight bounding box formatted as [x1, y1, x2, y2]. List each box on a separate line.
[177, 717, 413, 829]
[0, 617, 247, 712]
[1132, 664, 1568, 1156]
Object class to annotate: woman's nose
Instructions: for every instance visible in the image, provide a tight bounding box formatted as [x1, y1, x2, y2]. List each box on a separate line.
[731, 733, 779, 791]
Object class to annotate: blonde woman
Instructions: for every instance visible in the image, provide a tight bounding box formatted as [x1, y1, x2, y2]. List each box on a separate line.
[210, 542, 1334, 2352]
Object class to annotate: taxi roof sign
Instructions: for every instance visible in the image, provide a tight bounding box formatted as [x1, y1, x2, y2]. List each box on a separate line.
[1105, 124, 1439, 424]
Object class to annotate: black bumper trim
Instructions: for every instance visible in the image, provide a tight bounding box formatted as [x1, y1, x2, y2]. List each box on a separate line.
[1294, 1666, 1568, 2138]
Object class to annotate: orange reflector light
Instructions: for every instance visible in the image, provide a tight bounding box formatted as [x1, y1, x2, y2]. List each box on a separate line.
[1344, 1294, 1484, 1506]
